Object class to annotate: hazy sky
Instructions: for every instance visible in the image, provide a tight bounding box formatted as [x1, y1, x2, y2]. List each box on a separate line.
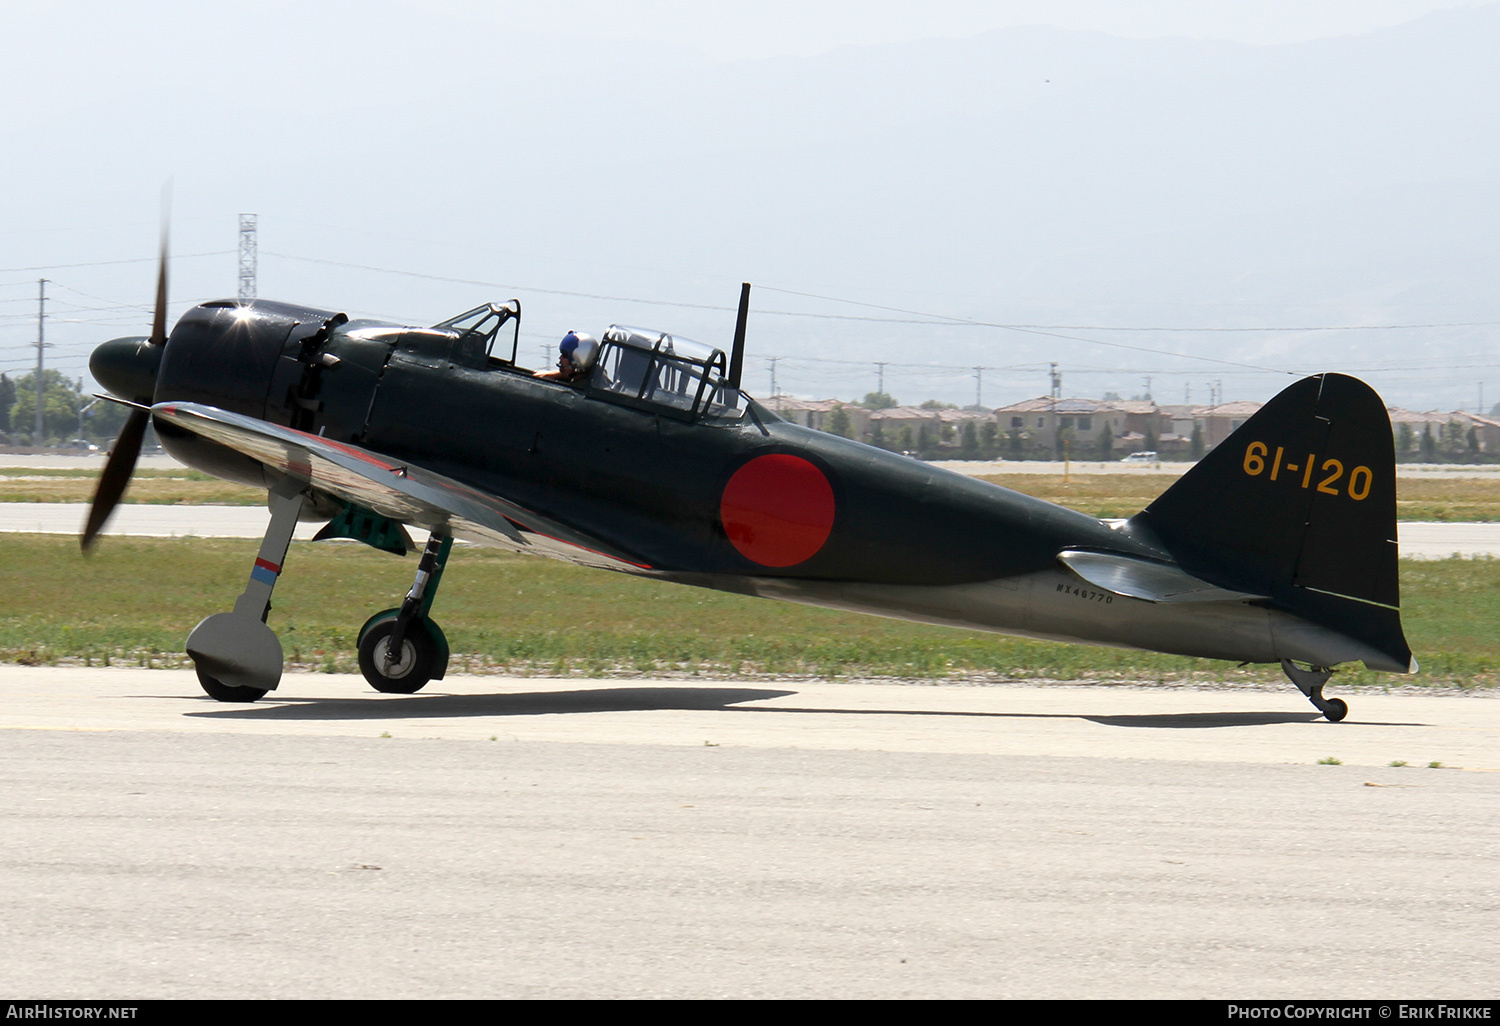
[485, 0, 1490, 55]
[2, 1, 1496, 411]
[1, 0, 1485, 111]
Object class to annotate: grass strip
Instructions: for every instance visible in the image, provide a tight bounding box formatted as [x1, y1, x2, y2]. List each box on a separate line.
[0, 468, 263, 505]
[1, 535, 1494, 687]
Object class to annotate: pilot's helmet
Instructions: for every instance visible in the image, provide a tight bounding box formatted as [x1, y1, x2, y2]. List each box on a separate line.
[559, 331, 599, 372]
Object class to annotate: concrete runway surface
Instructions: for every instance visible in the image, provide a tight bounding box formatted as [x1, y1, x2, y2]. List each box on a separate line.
[0, 502, 331, 542]
[1, 667, 1496, 999]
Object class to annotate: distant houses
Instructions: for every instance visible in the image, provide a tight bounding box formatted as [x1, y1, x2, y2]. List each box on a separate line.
[761, 392, 1500, 462]
[1388, 408, 1500, 459]
[992, 397, 1155, 458]
[761, 397, 871, 438]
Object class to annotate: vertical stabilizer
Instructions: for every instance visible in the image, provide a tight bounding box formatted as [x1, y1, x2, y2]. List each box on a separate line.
[1131, 373, 1412, 672]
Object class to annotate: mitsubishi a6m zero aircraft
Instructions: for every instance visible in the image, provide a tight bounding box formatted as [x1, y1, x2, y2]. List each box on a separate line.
[84, 251, 1414, 721]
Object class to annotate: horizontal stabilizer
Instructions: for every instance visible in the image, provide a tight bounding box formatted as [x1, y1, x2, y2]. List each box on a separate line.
[1057, 550, 1267, 604]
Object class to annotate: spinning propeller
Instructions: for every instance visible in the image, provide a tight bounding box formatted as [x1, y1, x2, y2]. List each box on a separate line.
[81, 216, 170, 551]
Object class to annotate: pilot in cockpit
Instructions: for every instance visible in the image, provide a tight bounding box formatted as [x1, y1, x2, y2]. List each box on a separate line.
[536, 330, 599, 384]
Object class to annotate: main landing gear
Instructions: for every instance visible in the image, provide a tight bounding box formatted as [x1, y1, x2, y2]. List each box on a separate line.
[186, 474, 306, 702]
[356, 533, 453, 694]
[1280, 659, 1349, 722]
[186, 474, 453, 703]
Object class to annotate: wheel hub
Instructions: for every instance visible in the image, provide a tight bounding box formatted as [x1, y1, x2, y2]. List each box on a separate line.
[376, 637, 417, 677]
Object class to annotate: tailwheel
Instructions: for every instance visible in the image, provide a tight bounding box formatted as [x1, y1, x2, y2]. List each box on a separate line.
[358, 618, 438, 694]
[195, 665, 268, 703]
[1279, 659, 1349, 723]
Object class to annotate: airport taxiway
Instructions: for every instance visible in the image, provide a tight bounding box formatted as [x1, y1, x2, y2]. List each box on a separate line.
[1, 667, 1496, 999]
[3, 502, 1497, 557]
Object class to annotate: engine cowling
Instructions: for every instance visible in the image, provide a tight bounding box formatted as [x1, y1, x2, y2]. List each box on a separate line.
[151, 300, 344, 486]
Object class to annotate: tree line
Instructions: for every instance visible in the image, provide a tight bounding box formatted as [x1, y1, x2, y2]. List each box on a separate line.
[0, 372, 132, 446]
[1394, 420, 1491, 462]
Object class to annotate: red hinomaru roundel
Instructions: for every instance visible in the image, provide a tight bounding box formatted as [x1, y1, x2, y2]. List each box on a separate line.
[719, 454, 836, 567]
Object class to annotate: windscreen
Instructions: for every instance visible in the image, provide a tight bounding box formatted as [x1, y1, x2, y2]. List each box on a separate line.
[432, 301, 521, 364]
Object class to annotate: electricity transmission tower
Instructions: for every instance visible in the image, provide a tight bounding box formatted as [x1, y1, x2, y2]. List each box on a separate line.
[238, 214, 258, 301]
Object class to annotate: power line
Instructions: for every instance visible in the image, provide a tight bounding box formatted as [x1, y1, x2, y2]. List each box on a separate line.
[4, 246, 1497, 335]
[763, 353, 1040, 371]
[973, 320, 1500, 332]
[261, 252, 1500, 343]
[755, 285, 1298, 376]
[264, 251, 743, 314]
[0, 251, 232, 273]
[753, 285, 1500, 333]
[46, 280, 150, 308]
[258, 253, 1298, 374]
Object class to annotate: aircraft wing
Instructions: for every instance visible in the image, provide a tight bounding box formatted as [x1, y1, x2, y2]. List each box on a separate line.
[152, 401, 654, 573]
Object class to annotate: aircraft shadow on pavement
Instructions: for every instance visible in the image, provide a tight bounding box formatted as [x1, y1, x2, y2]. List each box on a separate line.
[1083, 710, 1324, 728]
[731, 705, 1351, 728]
[717, 704, 1425, 728]
[1083, 711, 1426, 728]
[180, 687, 1427, 729]
[184, 686, 798, 721]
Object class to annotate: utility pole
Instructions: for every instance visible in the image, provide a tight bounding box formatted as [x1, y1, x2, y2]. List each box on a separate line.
[875, 361, 886, 396]
[238, 214, 258, 301]
[768, 356, 782, 397]
[34, 279, 47, 444]
[1048, 363, 1062, 459]
[974, 366, 983, 408]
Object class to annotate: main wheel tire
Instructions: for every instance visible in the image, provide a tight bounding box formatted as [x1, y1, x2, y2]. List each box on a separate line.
[195, 665, 268, 703]
[1322, 697, 1349, 723]
[358, 619, 436, 694]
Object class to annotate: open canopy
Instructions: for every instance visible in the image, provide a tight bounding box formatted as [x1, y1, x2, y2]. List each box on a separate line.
[589, 325, 747, 421]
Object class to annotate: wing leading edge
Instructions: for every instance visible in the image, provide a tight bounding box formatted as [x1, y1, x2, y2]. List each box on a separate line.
[152, 402, 654, 573]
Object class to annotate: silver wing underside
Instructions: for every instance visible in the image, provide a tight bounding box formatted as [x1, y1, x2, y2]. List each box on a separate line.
[153, 402, 654, 574]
